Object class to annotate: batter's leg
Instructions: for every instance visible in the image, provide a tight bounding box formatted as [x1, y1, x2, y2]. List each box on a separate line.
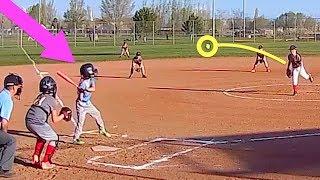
[73, 104, 87, 141]
[87, 103, 111, 137]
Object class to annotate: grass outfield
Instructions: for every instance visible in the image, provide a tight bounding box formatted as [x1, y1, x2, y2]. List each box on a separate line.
[0, 40, 320, 66]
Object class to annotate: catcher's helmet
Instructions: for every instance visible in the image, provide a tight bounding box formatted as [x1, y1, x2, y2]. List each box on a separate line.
[39, 76, 57, 97]
[80, 63, 97, 79]
[4, 73, 23, 88]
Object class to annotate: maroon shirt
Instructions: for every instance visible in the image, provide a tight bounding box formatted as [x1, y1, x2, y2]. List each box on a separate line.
[257, 52, 265, 59]
[288, 53, 302, 68]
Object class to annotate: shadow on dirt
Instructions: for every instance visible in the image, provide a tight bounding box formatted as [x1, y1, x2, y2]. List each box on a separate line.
[156, 128, 320, 178]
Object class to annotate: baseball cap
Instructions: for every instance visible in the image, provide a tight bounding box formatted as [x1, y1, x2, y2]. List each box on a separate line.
[258, 45, 263, 49]
[289, 45, 297, 50]
[4, 73, 23, 87]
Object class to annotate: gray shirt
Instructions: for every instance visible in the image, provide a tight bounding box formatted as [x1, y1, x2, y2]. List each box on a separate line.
[25, 94, 58, 125]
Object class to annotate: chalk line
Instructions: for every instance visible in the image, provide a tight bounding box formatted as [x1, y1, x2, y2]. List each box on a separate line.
[224, 83, 320, 102]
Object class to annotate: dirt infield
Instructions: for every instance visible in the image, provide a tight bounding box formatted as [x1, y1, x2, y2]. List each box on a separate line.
[2, 57, 320, 179]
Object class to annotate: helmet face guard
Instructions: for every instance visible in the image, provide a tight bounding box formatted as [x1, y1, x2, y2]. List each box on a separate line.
[39, 76, 57, 98]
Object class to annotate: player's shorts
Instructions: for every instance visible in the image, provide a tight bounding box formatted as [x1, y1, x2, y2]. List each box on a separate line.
[26, 122, 58, 142]
[256, 58, 266, 64]
[133, 63, 142, 72]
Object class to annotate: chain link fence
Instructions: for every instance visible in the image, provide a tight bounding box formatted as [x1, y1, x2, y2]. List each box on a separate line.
[1, 17, 320, 48]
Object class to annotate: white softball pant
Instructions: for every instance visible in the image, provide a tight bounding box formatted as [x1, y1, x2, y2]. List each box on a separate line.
[292, 65, 310, 86]
[73, 101, 106, 140]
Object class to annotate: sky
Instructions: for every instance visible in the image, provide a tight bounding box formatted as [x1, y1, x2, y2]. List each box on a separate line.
[11, 0, 320, 19]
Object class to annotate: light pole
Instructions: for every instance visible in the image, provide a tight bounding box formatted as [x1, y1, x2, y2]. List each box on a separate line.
[212, 0, 215, 37]
[38, 0, 41, 24]
[243, 0, 245, 38]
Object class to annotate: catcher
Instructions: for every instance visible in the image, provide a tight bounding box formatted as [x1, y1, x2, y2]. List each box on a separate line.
[25, 76, 72, 170]
[119, 41, 130, 58]
[129, 52, 147, 79]
[286, 45, 314, 96]
[251, 45, 271, 73]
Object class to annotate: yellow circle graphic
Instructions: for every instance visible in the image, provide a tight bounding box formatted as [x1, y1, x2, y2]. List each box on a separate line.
[196, 35, 219, 58]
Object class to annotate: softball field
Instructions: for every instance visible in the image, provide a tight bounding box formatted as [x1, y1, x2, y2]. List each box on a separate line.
[3, 56, 320, 179]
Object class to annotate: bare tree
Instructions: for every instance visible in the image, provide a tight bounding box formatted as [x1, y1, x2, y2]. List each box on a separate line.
[42, 0, 57, 26]
[101, 0, 134, 31]
[64, 0, 87, 28]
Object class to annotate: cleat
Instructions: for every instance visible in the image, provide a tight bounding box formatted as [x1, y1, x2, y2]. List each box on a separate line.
[309, 74, 314, 83]
[266, 69, 271, 72]
[73, 139, 85, 145]
[99, 129, 112, 138]
[142, 75, 147, 78]
[41, 162, 56, 170]
[293, 91, 298, 96]
[251, 69, 256, 73]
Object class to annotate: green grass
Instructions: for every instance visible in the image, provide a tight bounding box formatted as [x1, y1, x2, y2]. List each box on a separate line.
[1, 38, 320, 66]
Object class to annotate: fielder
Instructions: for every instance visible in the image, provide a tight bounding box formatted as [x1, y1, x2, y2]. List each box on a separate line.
[119, 41, 130, 58]
[286, 45, 314, 96]
[73, 63, 111, 145]
[25, 76, 72, 170]
[0, 73, 23, 178]
[129, 52, 147, 79]
[251, 45, 271, 73]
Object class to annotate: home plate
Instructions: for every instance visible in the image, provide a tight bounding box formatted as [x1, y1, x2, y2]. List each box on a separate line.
[91, 145, 121, 152]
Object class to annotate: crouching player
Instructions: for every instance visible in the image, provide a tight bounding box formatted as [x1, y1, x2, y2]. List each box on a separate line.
[129, 52, 147, 79]
[251, 45, 271, 73]
[25, 76, 72, 169]
[73, 63, 111, 145]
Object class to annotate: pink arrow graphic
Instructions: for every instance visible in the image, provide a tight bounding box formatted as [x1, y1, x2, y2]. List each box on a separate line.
[0, 0, 74, 63]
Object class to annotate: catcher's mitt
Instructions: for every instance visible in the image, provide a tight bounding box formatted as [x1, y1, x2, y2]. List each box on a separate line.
[286, 69, 292, 78]
[59, 107, 72, 121]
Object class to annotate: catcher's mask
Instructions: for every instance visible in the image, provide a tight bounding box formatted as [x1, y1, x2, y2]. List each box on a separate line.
[39, 76, 57, 98]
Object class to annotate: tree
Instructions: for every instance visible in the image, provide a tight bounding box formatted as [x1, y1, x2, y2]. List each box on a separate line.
[101, 0, 134, 31]
[181, 13, 204, 34]
[276, 11, 297, 29]
[64, 0, 87, 28]
[27, 0, 57, 26]
[133, 7, 157, 34]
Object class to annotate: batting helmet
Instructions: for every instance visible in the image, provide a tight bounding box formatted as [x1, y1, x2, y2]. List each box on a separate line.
[80, 63, 97, 79]
[39, 76, 57, 98]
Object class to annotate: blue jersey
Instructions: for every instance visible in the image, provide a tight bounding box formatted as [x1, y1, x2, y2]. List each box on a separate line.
[0, 89, 13, 121]
[77, 78, 95, 106]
